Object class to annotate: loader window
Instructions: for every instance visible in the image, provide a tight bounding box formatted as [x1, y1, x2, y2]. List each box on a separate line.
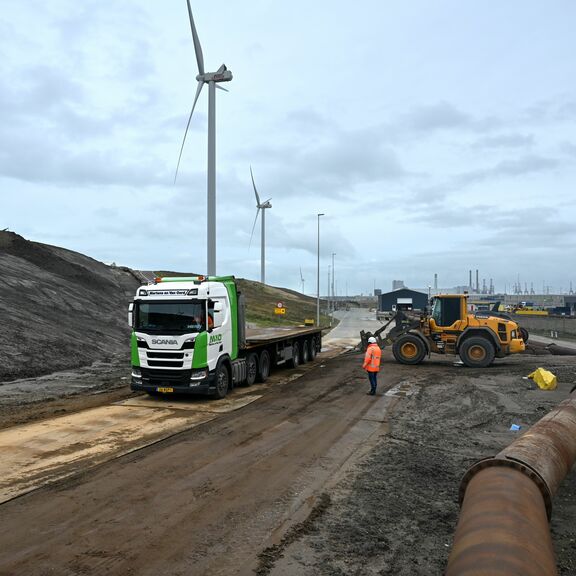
[432, 298, 461, 327]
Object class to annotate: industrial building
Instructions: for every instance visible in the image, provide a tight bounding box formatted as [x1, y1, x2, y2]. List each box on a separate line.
[378, 288, 428, 314]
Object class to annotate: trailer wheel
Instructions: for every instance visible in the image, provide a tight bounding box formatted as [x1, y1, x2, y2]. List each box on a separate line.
[257, 350, 271, 383]
[309, 337, 318, 360]
[459, 336, 495, 368]
[392, 334, 426, 365]
[245, 353, 258, 386]
[519, 327, 529, 343]
[289, 342, 300, 368]
[213, 363, 230, 399]
[301, 340, 310, 364]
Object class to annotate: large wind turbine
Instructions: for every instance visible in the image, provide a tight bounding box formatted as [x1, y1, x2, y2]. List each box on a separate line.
[175, 0, 233, 276]
[249, 166, 272, 284]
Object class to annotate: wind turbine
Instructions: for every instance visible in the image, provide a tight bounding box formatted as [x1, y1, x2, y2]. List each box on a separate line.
[175, 0, 233, 276]
[300, 267, 305, 295]
[249, 166, 272, 284]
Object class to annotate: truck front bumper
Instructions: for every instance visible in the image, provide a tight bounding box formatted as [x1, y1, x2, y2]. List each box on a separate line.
[130, 367, 217, 396]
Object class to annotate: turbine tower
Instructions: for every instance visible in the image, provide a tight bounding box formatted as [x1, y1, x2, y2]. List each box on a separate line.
[249, 166, 272, 284]
[300, 267, 305, 295]
[175, 0, 233, 276]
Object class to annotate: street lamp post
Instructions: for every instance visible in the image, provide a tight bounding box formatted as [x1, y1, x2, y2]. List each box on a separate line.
[327, 265, 331, 325]
[316, 213, 324, 326]
[331, 252, 336, 314]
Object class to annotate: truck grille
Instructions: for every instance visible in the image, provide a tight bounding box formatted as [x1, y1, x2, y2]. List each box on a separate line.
[145, 350, 184, 368]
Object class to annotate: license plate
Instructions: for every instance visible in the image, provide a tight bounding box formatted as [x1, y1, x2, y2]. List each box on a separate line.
[157, 387, 174, 393]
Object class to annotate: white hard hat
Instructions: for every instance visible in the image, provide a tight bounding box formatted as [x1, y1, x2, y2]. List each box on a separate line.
[368, 337, 377, 344]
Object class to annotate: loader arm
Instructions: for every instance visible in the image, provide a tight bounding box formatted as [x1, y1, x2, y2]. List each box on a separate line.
[360, 311, 419, 351]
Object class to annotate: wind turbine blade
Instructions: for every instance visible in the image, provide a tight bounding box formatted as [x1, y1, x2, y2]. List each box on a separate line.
[215, 84, 229, 92]
[174, 80, 204, 184]
[250, 166, 261, 205]
[248, 208, 261, 249]
[216, 64, 227, 74]
[186, 0, 205, 76]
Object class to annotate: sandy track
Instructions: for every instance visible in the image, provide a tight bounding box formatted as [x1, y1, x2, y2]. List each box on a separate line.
[1, 348, 575, 575]
[0, 353, 399, 576]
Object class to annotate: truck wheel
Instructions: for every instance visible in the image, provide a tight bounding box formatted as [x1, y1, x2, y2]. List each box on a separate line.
[257, 350, 271, 383]
[519, 327, 529, 343]
[245, 353, 258, 386]
[289, 343, 300, 368]
[392, 334, 426, 365]
[301, 340, 310, 364]
[213, 363, 230, 399]
[459, 337, 495, 368]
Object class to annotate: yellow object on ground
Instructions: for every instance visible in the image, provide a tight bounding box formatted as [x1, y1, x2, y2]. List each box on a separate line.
[528, 368, 557, 390]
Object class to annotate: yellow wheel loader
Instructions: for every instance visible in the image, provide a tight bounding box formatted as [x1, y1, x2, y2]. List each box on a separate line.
[361, 294, 525, 368]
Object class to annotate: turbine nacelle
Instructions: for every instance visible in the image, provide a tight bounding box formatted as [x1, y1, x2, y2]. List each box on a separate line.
[197, 67, 233, 83]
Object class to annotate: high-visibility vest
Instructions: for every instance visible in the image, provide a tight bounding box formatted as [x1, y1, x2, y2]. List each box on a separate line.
[363, 344, 381, 372]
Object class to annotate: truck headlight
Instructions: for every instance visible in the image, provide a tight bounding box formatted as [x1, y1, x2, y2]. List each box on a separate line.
[132, 367, 142, 379]
[190, 369, 207, 381]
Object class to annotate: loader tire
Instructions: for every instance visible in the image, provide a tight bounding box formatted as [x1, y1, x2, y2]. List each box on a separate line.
[392, 334, 427, 365]
[459, 336, 495, 368]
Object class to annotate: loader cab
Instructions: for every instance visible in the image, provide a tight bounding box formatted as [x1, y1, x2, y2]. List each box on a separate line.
[431, 295, 466, 328]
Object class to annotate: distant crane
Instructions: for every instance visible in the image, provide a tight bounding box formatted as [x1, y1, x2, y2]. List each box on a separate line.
[248, 166, 272, 284]
[174, 0, 233, 276]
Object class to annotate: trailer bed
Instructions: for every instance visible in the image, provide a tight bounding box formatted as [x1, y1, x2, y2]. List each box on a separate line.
[244, 326, 323, 349]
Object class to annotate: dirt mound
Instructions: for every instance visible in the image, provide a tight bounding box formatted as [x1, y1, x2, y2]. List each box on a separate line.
[0, 231, 140, 382]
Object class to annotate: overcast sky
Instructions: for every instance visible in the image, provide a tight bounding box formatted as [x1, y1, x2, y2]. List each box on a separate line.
[2, 1, 575, 296]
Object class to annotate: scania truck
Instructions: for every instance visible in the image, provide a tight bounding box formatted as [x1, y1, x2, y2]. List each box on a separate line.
[129, 276, 323, 398]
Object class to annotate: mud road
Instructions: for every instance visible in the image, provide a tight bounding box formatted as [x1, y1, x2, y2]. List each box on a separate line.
[1, 315, 576, 575]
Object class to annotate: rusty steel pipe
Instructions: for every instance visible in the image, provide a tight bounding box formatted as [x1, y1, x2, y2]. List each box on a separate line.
[446, 466, 557, 576]
[447, 394, 576, 575]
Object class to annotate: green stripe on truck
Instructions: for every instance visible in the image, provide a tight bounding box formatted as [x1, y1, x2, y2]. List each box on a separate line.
[131, 332, 140, 366]
[192, 332, 208, 368]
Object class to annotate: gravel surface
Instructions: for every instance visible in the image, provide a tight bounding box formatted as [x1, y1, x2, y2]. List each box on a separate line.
[269, 352, 576, 575]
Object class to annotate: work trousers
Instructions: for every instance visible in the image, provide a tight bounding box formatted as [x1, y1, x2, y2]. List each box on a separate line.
[368, 371, 378, 394]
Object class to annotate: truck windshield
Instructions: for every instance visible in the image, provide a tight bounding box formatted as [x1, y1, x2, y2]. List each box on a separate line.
[135, 301, 205, 334]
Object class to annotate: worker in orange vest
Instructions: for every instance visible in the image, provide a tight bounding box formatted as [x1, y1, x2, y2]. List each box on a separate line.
[363, 336, 382, 395]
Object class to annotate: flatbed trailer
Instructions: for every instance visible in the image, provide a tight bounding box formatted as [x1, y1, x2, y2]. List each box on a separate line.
[129, 276, 323, 398]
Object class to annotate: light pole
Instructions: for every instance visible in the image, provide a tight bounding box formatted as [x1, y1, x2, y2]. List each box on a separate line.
[316, 213, 324, 326]
[328, 265, 331, 323]
[331, 253, 336, 313]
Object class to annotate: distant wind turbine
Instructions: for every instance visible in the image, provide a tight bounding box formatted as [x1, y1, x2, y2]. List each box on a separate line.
[249, 166, 272, 284]
[175, 0, 233, 276]
[300, 267, 305, 295]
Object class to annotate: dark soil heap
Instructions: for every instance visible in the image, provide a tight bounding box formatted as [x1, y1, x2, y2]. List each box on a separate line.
[0, 231, 139, 382]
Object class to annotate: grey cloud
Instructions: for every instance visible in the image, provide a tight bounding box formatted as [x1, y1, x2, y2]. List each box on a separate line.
[239, 125, 407, 200]
[472, 133, 534, 150]
[0, 131, 170, 186]
[403, 102, 472, 132]
[455, 154, 559, 187]
[285, 109, 333, 132]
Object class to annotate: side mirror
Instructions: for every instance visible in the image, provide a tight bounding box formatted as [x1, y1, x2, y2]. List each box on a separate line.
[128, 303, 134, 327]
